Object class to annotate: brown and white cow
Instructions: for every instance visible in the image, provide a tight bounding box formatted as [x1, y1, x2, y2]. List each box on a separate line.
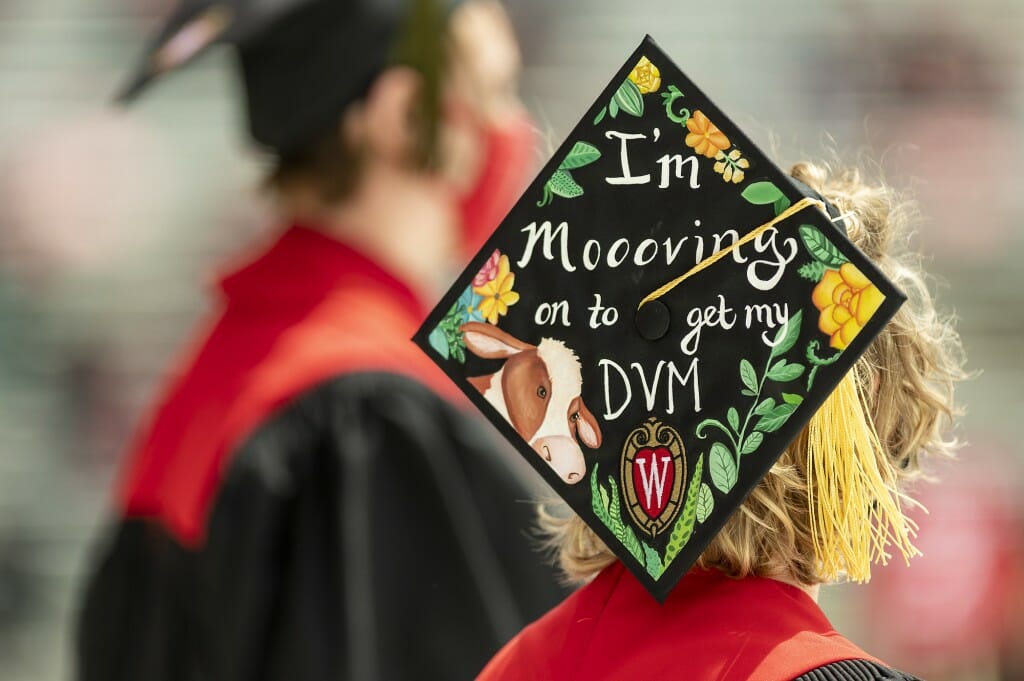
[460, 322, 602, 484]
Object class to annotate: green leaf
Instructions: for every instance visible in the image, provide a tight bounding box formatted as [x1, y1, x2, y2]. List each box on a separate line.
[547, 170, 584, 199]
[741, 181, 785, 206]
[607, 474, 622, 521]
[767, 361, 805, 382]
[740, 431, 764, 455]
[609, 97, 620, 118]
[591, 465, 612, 523]
[782, 392, 804, 405]
[664, 454, 703, 565]
[621, 525, 645, 565]
[559, 141, 601, 170]
[754, 403, 798, 433]
[428, 326, 450, 359]
[798, 261, 826, 281]
[614, 78, 645, 117]
[741, 389, 756, 398]
[753, 397, 775, 416]
[451, 343, 466, 364]
[773, 195, 792, 216]
[695, 418, 731, 441]
[696, 483, 714, 524]
[589, 465, 646, 565]
[709, 442, 737, 494]
[643, 542, 664, 579]
[739, 359, 758, 393]
[727, 407, 739, 433]
[798, 225, 848, 268]
[593, 107, 607, 125]
[608, 474, 645, 564]
[770, 310, 803, 356]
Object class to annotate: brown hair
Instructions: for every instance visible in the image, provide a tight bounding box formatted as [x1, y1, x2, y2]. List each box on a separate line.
[540, 161, 966, 586]
[266, 0, 449, 202]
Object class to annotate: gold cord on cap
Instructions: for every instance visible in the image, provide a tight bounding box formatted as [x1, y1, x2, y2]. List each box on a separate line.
[637, 196, 826, 310]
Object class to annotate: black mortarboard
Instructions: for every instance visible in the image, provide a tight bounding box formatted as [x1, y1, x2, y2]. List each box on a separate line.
[414, 36, 915, 601]
[118, 0, 455, 154]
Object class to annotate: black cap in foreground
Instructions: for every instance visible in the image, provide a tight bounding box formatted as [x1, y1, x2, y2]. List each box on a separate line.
[414, 36, 911, 601]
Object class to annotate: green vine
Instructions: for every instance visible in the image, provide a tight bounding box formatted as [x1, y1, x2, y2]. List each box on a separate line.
[660, 84, 690, 126]
[694, 311, 806, 494]
[805, 339, 843, 390]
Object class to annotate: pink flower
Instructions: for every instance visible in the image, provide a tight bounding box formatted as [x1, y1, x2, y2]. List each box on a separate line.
[473, 249, 502, 287]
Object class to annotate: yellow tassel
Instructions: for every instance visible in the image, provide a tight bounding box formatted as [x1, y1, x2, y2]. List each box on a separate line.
[806, 366, 920, 582]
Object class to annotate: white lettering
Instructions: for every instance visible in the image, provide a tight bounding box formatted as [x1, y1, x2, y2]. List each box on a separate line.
[517, 221, 577, 272]
[582, 239, 601, 271]
[534, 300, 571, 326]
[666, 358, 701, 414]
[608, 238, 630, 267]
[637, 454, 673, 509]
[656, 153, 701, 189]
[679, 295, 737, 356]
[632, 360, 666, 411]
[746, 228, 797, 290]
[604, 131, 651, 185]
[600, 358, 632, 420]
[634, 239, 659, 266]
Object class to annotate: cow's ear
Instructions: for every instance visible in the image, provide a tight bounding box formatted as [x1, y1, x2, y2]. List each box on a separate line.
[576, 400, 602, 448]
[460, 321, 534, 359]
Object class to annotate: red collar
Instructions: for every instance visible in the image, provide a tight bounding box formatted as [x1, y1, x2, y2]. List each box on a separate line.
[117, 222, 457, 545]
[217, 224, 425, 316]
[479, 563, 881, 681]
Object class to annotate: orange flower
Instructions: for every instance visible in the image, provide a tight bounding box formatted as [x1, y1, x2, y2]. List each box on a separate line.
[628, 56, 661, 94]
[685, 110, 730, 158]
[811, 263, 886, 349]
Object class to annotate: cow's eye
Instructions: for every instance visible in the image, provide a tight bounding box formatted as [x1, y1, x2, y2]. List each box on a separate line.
[571, 412, 580, 422]
[537, 386, 547, 399]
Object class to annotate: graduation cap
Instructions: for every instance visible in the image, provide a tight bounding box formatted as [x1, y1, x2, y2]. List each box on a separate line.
[414, 36, 918, 601]
[118, 0, 456, 154]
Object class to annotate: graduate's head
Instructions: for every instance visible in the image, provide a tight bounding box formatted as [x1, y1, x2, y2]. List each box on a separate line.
[118, 0, 531, 243]
[539, 161, 965, 587]
[263, 0, 529, 210]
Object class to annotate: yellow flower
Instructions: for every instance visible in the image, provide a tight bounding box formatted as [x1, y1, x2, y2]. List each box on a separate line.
[685, 110, 731, 158]
[811, 263, 886, 349]
[713, 149, 750, 184]
[473, 254, 520, 324]
[628, 56, 661, 94]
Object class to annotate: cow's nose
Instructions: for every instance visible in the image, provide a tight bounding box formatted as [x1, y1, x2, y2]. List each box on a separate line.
[532, 436, 586, 485]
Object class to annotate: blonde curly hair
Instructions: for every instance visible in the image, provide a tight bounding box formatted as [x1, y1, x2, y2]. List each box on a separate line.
[539, 161, 966, 586]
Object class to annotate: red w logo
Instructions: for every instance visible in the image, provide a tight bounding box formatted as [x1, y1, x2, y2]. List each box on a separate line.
[632, 447, 674, 519]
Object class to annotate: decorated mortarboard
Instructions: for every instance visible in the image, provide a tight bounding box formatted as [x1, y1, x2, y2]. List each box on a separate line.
[414, 36, 917, 601]
[117, 0, 458, 154]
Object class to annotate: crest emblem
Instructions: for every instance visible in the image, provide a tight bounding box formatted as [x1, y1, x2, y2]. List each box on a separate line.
[620, 418, 686, 537]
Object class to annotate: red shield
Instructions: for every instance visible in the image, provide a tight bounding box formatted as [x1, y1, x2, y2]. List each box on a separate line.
[620, 418, 686, 538]
[631, 447, 675, 519]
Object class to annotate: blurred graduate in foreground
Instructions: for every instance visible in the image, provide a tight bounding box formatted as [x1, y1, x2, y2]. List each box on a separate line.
[76, 1, 560, 679]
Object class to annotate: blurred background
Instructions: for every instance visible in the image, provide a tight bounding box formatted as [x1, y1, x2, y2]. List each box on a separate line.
[0, 0, 1021, 679]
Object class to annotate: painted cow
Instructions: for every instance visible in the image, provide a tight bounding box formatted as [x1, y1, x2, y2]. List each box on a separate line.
[460, 322, 602, 484]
